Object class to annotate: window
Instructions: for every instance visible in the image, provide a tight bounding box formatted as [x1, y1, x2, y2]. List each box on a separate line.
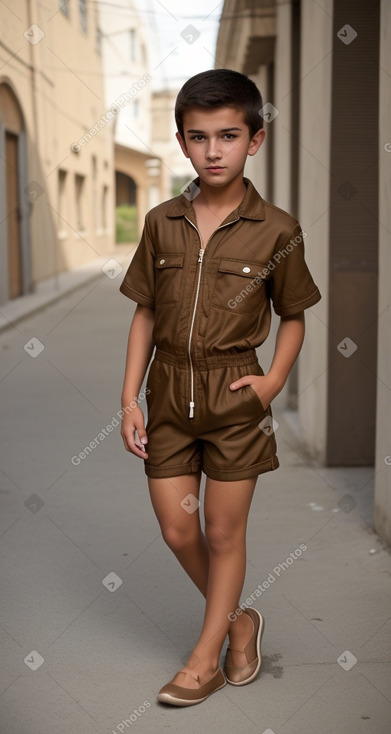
[91, 156, 99, 231]
[129, 28, 136, 61]
[102, 185, 109, 231]
[75, 174, 86, 231]
[96, 26, 102, 55]
[79, 0, 87, 33]
[59, 0, 70, 17]
[58, 169, 68, 235]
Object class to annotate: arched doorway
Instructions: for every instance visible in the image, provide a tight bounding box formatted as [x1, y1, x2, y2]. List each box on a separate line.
[0, 83, 31, 303]
[115, 171, 137, 244]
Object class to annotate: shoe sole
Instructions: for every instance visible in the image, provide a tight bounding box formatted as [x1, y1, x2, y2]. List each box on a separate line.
[226, 609, 265, 686]
[157, 678, 226, 706]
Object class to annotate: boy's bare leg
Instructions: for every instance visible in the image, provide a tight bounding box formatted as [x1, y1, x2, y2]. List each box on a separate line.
[148, 472, 209, 594]
[148, 474, 257, 686]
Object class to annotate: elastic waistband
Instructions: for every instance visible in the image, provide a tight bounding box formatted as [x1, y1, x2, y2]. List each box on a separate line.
[155, 348, 258, 370]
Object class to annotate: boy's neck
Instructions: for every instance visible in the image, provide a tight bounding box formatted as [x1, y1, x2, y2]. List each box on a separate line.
[195, 174, 247, 211]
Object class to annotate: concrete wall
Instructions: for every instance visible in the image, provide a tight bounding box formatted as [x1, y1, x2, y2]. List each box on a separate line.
[243, 65, 269, 199]
[296, 0, 333, 461]
[272, 0, 293, 215]
[374, 0, 391, 545]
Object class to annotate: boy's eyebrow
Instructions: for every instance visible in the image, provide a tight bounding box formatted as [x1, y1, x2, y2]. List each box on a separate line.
[186, 127, 243, 133]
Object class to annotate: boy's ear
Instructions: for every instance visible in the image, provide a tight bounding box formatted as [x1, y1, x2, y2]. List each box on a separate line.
[176, 131, 190, 158]
[247, 128, 266, 157]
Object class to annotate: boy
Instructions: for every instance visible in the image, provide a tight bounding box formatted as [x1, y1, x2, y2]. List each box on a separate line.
[119, 69, 321, 706]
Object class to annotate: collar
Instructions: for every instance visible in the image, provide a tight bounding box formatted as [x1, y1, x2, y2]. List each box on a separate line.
[165, 176, 265, 222]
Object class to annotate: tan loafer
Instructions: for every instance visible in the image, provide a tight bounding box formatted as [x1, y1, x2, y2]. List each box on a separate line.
[225, 608, 265, 685]
[157, 666, 226, 706]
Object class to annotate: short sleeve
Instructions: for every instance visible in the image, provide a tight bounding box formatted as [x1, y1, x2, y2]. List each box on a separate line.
[119, 216, 155, 308]
[269, 223, 321, 316]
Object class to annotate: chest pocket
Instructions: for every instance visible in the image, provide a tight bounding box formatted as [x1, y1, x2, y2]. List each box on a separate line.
[211, 258, 268, 316]
[154, 253, 184, 305]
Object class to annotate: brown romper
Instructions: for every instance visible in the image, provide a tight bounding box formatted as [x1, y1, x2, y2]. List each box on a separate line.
[119, 178, 321, 481]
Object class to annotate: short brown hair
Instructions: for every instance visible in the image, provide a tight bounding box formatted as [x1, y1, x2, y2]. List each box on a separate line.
[175, 69, 263, 139]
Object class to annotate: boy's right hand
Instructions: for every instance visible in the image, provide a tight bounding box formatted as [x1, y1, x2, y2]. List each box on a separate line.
[120, 405, 148, 458]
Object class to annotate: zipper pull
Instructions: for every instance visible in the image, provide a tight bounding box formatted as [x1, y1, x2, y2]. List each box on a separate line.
[189, 401, 194, 418]
[198, 248, 204, 263]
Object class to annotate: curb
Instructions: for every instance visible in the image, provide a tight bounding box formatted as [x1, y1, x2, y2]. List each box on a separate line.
[0, 247, 136, 335]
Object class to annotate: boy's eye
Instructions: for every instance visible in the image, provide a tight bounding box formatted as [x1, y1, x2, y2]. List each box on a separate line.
[189, 133, 238, 142]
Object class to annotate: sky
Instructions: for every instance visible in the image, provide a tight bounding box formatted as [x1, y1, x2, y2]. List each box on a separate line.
[133, 0, 223, 90]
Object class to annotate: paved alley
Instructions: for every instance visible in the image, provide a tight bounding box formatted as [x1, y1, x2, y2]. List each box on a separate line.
[0, 262, 390, 734]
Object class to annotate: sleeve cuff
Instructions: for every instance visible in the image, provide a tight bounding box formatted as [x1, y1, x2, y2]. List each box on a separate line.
[119, 281, 155, 309]
[273, 288, 321, 317]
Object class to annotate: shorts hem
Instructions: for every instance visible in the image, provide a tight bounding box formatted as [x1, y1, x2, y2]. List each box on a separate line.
[144, 459, 202, 478]
[203, 455, 280, 481]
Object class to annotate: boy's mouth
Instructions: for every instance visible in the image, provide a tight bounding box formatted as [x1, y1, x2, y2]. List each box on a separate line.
[206, 166, 225, 172]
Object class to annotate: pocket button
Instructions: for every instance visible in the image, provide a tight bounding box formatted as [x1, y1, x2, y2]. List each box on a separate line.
[242, 266, 251, 273]
[159, 258, 165, 265]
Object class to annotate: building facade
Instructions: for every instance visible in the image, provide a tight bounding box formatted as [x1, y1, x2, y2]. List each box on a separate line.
[98, 0, 167, 239]
[216, 0, 391, 544]
[151, 89, 195, 198]
[0, 0, 115, 305]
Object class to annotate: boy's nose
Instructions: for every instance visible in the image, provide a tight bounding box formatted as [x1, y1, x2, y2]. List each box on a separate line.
[206, 139, 222, 159]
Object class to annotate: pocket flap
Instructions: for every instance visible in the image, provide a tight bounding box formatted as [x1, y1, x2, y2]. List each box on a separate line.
[217, 258, 267, 279]
[155, 253, 184, 269]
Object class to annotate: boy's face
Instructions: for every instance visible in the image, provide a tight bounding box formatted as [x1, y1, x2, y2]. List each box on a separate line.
[176, 106, 265, 188]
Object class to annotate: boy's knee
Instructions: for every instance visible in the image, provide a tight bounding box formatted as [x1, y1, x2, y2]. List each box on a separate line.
[161, 524, 199, 552]
[205, 520, 242, 554]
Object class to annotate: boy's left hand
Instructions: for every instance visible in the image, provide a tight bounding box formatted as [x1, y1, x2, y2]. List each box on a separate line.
[229, 374, 282, 411]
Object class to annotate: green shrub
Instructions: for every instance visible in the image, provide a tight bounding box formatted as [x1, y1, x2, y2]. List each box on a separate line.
[115, 205, 138, 243]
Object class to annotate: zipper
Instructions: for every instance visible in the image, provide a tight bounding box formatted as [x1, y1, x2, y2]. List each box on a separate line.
[187, 245, 204, 418]
[185, 215, 240, 418]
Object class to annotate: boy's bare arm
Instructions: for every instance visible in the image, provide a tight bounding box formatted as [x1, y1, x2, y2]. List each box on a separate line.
[229, 312, 305, 409]
[121, 304, 155, 458]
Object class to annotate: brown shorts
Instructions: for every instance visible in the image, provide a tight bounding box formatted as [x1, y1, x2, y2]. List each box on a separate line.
[143, 349, 279, 482]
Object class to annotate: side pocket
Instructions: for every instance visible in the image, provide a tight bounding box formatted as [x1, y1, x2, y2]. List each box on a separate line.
[247, 383, 266, 415]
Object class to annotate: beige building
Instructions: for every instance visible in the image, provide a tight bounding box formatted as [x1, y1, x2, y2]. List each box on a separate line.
[98, 0, 166, 239]
[0, 0, 115, 305]
[216, 0, 391, 544]
[151, 89, 195, 198]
